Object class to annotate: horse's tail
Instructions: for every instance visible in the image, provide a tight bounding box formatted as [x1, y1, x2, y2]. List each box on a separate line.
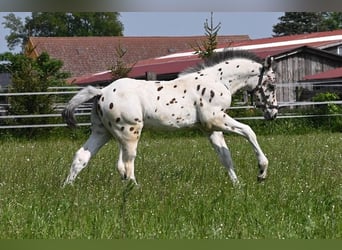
[62, 86, 102, 128]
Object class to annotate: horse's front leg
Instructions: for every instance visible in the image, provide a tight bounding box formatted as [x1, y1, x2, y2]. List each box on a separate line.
[209, 131, 239, 184]
[212, 114, 269, 181]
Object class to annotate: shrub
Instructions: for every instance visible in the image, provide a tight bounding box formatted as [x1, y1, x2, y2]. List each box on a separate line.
[0, 51, 69, 137]
[312, 92, 342, 132]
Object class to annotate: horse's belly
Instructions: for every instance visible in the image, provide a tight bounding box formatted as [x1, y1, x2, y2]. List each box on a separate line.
[143, 110, 198, 129]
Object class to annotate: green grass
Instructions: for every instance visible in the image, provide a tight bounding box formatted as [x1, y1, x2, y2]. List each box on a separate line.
[0, 131, 341, 239]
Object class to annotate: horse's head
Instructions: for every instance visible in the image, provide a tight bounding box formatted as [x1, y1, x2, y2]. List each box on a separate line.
[253, 56, 278, 120]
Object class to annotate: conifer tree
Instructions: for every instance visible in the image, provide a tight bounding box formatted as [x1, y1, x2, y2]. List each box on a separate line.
[110, 44, 134, 79]
[192, 12, 221, 59]
[272, 12, 342, 36]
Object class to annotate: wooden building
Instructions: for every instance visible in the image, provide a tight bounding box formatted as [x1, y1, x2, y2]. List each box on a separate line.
[299, 66, 342, 100]
[272, 46, 342, 102]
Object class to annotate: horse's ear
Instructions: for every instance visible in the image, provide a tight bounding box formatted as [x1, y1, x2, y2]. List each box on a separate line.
[264, 56, 274, 69]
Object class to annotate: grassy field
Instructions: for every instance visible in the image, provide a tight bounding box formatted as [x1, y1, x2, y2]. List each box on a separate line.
[0, 131, 341, 239]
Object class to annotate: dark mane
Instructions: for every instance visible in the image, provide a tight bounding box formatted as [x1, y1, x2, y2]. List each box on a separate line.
[180, 50, 263, 76]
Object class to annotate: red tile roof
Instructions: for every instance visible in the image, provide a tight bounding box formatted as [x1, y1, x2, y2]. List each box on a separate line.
[229, 29, 342, 48]
[67, 56, 202, 85]
[69, 46, 342, 85]
[129, 55, 201, 77]
[154, 29, 342, 60]
[68, 71, 113, 85]
[303, 67, 342, 81]
[28, 35, 249, 77]
[67, 29, 342, 85]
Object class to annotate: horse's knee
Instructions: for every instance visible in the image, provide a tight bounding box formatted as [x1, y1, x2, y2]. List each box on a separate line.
[241, 124, 257, 141]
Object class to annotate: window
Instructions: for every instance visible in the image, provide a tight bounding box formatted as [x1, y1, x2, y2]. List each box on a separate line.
[337, 46, 342, 55]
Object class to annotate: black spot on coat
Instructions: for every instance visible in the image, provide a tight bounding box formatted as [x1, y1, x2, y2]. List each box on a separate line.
[201, 88, 206, 96]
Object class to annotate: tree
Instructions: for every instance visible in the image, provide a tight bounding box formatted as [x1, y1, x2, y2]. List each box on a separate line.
[192, 12, 221, 59]
[0, 51, 69, 136]
[272, 12, 327, 36]
[2, 13, 29, 51]
[2, 12, 124, 51]
[322, 12, 342, 30]
[110, 43, 134, 79]
[272, 12, 342, 37]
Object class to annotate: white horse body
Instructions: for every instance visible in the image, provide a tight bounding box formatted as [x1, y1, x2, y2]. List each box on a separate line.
[99, 56, 263, 131]
[100, 78, 228, 131]
[62, 50, 277, 186]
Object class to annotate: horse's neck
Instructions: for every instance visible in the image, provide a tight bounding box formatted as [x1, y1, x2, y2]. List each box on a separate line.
[218, 61, 259, 95]
[180, 60, 258, 94]
[227, 80, 249, 95]
[210, 64, 249, 95]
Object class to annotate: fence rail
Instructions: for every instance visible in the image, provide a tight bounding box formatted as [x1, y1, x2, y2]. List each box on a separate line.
[1, 85, 342, 129]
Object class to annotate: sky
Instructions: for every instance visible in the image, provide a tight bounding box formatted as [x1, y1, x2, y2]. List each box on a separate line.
[0, 12, 283, 53]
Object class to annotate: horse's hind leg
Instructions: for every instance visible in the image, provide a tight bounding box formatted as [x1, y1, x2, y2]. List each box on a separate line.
[209, 131, 239, 184]
[117, 139, 139, 184]
[63, 128, 111, 186]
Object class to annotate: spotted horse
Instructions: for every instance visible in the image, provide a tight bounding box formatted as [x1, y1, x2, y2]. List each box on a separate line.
[62, 50, 278, 186]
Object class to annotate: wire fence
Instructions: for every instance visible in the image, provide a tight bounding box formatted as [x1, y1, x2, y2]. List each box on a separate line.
[1, 85, 342, 129]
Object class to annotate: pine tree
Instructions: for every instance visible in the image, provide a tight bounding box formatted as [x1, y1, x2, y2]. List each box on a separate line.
[192, 12, 221, 59]
[110, 43, 134, 79]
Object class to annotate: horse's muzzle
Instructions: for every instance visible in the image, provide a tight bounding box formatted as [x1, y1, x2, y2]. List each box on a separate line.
[263, 108, 278, 120]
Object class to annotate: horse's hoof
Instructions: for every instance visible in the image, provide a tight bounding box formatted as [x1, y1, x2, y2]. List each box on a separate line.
[257, 176, 266, 182]
[62, 178, 74, 188]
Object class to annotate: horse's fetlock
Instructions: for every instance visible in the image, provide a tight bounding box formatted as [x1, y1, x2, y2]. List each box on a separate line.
[257, 175, 267, 182]
[258, 157, 268, 168]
